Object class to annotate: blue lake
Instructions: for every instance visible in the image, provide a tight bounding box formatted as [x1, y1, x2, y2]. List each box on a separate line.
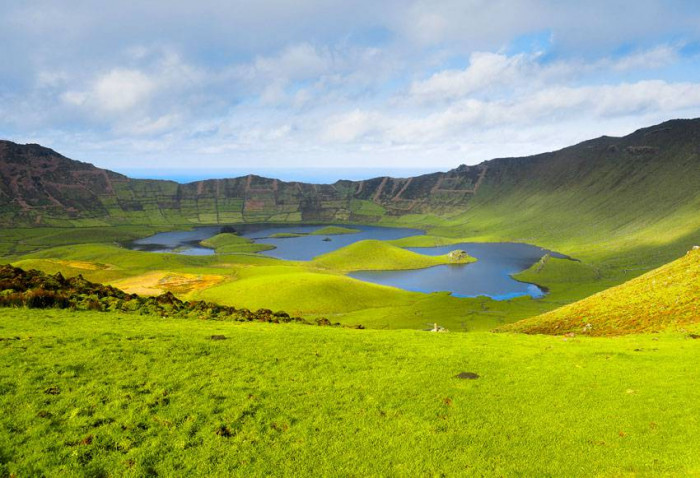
[128, 224, 567, 300]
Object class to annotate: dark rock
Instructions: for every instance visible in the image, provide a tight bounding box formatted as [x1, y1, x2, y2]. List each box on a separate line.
[210, 335, 227, 340]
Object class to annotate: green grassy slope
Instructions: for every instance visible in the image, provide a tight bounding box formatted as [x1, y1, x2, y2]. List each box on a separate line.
[432, 120, 700, 269]
[502, 248, 700, 336]
[268, 232, 306, 238]
[200, 233, 274, 254]
[3, 308, 700, 476]
[309, 226, 360, 235]
[312, 239, 475, 271]
[198, 266, 412, 315]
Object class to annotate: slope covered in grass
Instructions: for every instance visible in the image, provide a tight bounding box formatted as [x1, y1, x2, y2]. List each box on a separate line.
[197, 265, 412, 315]
[501, 249, 700, 336]
[309, 226, 360, 235]
[312, 239, 475, 271]
[268, 232, 306, 238]
[3, 308, 700, 476]
[431, 120, 700, 269]
[199, 233, 274, 254]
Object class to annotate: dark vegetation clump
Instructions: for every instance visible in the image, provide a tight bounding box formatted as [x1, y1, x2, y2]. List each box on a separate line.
[454, 372, 480, 380]
[0, 264, 348, 327]
[219, 225, 238, 234]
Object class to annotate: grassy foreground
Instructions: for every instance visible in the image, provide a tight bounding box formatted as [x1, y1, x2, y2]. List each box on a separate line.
[2, 308, 700, 476]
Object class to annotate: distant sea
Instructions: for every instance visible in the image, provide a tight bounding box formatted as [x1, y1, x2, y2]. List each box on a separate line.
[120, 167, 442, 184]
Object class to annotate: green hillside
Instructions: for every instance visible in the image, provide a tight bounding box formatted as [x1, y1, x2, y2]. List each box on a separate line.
[433, 120, 700, 268]
[309, 226, 360, 235]
[312, 240, 475, 271]
[200, 233, 274, 254]
[501, 248, 700, 336]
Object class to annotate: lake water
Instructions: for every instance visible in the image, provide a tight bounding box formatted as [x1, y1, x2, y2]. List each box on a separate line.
[127, 224, 566, 300]
[351, 242, 567, 300]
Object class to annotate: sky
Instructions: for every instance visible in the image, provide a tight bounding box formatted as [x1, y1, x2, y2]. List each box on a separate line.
[2, 1, 700, 182]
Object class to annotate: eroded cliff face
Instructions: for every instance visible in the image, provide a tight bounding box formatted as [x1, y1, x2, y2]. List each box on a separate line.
[0, 139, 486, 226]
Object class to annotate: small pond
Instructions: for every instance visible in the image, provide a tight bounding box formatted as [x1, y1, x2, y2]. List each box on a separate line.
[127, 224, 567, 300]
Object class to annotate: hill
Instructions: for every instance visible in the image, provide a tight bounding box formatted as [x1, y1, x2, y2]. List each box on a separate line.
[434, 119, 700, 266]
[311, 239, 475, 271]
[500, 248, 700, 336]
[199, 233, 274, 254]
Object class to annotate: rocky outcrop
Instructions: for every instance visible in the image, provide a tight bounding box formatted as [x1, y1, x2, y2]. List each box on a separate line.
[447, 250, 469, 262]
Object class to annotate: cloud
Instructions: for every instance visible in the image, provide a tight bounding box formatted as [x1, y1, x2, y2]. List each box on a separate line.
[407, 45, 686, 105]
[408, 52, 531, 103]
[62, 69, 156, 114]
[324, 80, 700, 146]
[1, 1, 700, 174]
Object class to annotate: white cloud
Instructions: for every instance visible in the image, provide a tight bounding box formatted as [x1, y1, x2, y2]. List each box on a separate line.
[2, 2, 700, 173]
[609, 45, 679, 71]
[409, 52, 530, 102]
[407, 45, 685, 106]
[62, 69, 156, 114]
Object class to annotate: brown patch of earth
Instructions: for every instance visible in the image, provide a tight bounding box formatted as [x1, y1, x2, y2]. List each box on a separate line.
[47, 259, 114, 270]
[111, 271, 226, 296]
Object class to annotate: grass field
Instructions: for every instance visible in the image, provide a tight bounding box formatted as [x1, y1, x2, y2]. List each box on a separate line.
[2, 308, 700, 476]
